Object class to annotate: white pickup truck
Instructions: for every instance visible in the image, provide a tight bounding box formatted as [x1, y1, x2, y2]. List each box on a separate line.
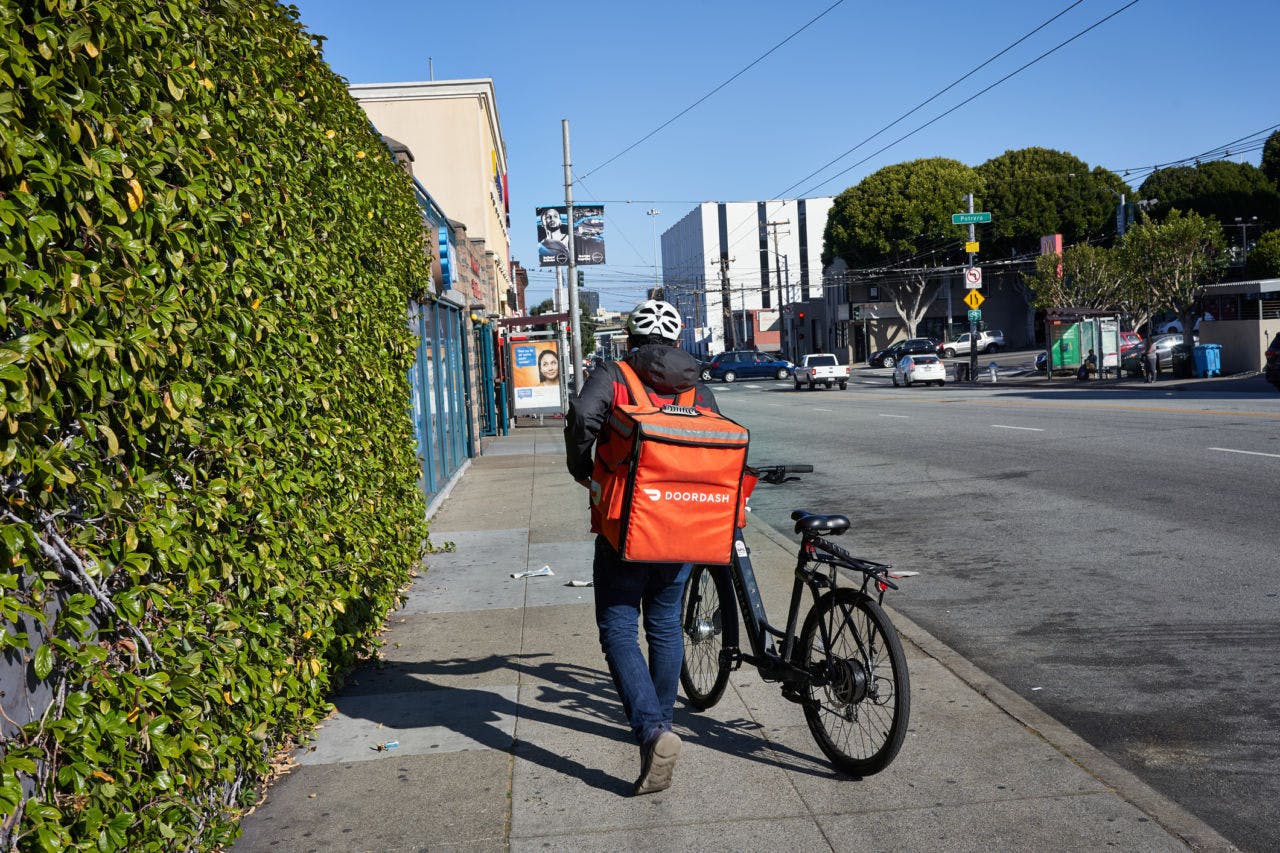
[793, 353, 849, 390]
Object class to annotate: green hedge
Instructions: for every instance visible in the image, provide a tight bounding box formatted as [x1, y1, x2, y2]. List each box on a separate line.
[1, 0, 433, 848]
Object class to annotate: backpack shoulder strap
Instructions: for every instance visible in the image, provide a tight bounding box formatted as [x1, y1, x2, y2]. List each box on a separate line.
[614, 360, 653, 407]
[616, 360, 698, 408]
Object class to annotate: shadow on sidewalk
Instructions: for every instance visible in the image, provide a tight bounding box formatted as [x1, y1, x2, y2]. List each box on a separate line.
[333, 652, 840, 795]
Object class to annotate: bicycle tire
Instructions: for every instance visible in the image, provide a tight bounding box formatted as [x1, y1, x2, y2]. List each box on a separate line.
[797, 588, 910, 776]
[680, 564, 736, 710]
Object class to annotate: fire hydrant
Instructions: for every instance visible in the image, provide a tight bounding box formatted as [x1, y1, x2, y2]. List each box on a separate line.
[988, 361, 999, 383]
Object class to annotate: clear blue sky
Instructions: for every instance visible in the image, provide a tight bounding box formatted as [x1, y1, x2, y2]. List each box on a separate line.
[289, 0, 1279, 311]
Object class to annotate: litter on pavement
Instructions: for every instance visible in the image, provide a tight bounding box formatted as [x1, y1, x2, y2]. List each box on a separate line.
[511, 565, 554, 579]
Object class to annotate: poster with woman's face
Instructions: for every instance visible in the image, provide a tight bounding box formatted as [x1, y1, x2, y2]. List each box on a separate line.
[511, 341, 562, 411]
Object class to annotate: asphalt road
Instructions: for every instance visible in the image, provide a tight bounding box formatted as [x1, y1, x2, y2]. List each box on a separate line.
[710, 371, 1280, 853]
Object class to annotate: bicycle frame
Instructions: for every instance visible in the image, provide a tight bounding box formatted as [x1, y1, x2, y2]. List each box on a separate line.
[719, 526, 898, 687]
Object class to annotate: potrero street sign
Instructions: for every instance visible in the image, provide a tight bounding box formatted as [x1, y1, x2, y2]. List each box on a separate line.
[953, 212, 992, 224]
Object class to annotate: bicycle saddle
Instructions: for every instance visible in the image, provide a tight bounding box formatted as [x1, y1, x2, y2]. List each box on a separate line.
[790, 510, 850, 536]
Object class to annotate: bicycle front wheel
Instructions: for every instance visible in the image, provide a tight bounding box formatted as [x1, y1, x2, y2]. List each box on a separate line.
[798, 588, 910, 776]
[680, 564, 736, 710]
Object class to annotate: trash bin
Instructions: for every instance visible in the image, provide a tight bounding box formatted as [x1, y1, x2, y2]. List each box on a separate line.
[955, 362, 969, 382]
[1171, 344, 1193, 379]
[1193, 343, 1222, 377]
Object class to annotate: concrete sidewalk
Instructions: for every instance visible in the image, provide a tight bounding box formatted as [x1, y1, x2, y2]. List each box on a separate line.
[234, 425, 1236, 852]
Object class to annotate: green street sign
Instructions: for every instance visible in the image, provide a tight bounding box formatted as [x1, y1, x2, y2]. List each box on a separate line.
[967, 309, 982, 322]
[952, 212, 992, 224]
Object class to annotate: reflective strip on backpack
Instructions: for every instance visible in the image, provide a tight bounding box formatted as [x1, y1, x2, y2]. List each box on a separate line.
[636, 419, 749, 446]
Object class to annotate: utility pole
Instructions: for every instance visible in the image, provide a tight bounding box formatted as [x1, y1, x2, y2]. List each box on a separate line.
[562, 120, 582, 390]
[647, 209, 662, 294]
[711, 257, 736, 350]
[766, 219, 789, 311]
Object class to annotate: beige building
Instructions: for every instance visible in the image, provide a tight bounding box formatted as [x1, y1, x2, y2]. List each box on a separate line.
[351, 78, 513, 316]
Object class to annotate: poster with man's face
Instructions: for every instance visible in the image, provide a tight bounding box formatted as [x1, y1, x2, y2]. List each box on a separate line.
[537, 206, 569, 267]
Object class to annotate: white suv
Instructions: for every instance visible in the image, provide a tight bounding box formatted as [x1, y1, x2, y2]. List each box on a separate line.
[940, 330, 1004, 357]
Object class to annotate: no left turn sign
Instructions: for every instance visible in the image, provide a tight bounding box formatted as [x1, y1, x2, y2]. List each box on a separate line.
[964, 266, 982, 288]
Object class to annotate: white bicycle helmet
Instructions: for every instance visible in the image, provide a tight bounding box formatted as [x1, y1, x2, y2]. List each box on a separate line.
[627, 299, 683, 341]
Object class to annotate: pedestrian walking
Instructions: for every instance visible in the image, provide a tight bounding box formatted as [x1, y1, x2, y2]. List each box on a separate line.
[563, 299, 724, 795]
[1144, 340, 1158, 383]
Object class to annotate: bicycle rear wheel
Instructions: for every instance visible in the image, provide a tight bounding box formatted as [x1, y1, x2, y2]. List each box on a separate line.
[680, 564, 736, 710]
[798, 588, 910, 776]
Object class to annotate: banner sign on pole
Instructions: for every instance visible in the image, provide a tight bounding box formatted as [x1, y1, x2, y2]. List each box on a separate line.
[537, 205, 606, 267]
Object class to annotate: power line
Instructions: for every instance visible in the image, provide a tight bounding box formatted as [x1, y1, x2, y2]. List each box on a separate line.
[577, 0, 848, 180]
[797, 0, 1144, 198]
[775, 0, 1088, 199]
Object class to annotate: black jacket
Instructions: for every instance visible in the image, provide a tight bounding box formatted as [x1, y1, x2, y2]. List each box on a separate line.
[564, 345, 719, 482]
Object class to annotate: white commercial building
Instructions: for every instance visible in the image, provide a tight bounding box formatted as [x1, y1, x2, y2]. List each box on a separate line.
[660, 198, 834, 359]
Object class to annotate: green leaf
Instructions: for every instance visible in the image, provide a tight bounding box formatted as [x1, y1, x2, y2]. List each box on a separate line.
[33, 643, 54, 679]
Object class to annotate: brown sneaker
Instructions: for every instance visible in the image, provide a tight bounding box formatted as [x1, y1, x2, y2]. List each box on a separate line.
[633, 731, 681, 795]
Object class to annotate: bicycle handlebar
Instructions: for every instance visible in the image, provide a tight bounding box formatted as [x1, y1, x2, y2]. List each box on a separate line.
[747, 464, 813, 485]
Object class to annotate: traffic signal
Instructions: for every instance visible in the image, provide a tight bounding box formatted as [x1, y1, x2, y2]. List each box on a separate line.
[798, 311, 805, 320]
[577, 270, 585, 287]
[851, 306, 861, 321]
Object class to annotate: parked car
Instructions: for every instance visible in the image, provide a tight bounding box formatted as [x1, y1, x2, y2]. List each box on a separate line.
[1120, 334, 1187, 376]
[869, 337, 941, 369]
[892, 353, 946, 387]
[1265, 332, 1280, 391]
[707, 350, 794, 382]
[940, 330, 1004, 357]
[1119, 331, 1143, 350]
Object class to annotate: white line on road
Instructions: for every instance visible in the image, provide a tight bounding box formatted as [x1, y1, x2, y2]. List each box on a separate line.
[878, 413, 909, 418]
[1208, 446, 1280, 459]
[813, 408, 833, 412]
[991, 424, 1044, 432]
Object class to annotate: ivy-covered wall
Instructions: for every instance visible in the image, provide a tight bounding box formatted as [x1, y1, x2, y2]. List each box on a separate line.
[1, 0, 433, 848]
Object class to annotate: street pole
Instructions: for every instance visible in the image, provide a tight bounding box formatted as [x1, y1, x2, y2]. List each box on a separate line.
[562, 120, 583, 389]
[554, 266, 570, 411]
[966, 193, 978, 384]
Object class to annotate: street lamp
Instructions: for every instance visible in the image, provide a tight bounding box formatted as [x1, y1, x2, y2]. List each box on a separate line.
[1234, 216, 1258, 266]
[647, 209, 662, 295]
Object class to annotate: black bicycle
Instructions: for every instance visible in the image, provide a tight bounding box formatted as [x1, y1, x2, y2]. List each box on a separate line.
[680, 464, 911, 776]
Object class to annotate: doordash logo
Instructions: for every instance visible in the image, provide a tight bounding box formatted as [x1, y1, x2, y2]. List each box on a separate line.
[642, 487, 729, 504]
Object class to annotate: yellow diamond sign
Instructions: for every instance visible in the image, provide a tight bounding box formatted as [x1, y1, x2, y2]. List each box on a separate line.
[963, 290, 985, 310]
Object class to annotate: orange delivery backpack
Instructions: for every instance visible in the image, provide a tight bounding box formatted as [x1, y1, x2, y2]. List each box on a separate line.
[589, 360, 750, 565]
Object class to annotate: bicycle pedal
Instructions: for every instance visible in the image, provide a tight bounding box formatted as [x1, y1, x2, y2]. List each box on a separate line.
[781, 685, 806, 704]
[719, 648, 744, 671]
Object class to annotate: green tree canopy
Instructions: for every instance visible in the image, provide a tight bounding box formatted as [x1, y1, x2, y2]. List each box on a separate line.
[1246, 229, 1280, 278]
[976, 148, 1130, 258]
[823, 157, 981, 268]
[1118, 210, 1227, 340]
[823, 158, 982, 337]
[1261, 131, 1280, 189]
[1138, 160, 1280, 228]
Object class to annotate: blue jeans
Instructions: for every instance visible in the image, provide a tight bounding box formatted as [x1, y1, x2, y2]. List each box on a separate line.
[592, 536, 692, 747]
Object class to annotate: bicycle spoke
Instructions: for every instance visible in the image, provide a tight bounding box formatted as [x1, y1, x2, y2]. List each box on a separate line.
[799, 588, 910, 775]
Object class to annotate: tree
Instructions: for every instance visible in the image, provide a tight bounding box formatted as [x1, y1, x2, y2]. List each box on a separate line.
[1246, 229, 1280, 278]
[1138, 161, 1280, 229]
[823, 158, 982, 337]
[1118, 211, 1227, 345]
[976, 148, 1130, 258]
[978, 148, 1130, 342]
[1024, 244, 1153, 334]
[1261, 131, 1280, 189]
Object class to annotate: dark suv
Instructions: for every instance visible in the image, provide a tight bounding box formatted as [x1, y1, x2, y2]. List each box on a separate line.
[869, 337, 941, 369]
[1265, 332, 1280, 391]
